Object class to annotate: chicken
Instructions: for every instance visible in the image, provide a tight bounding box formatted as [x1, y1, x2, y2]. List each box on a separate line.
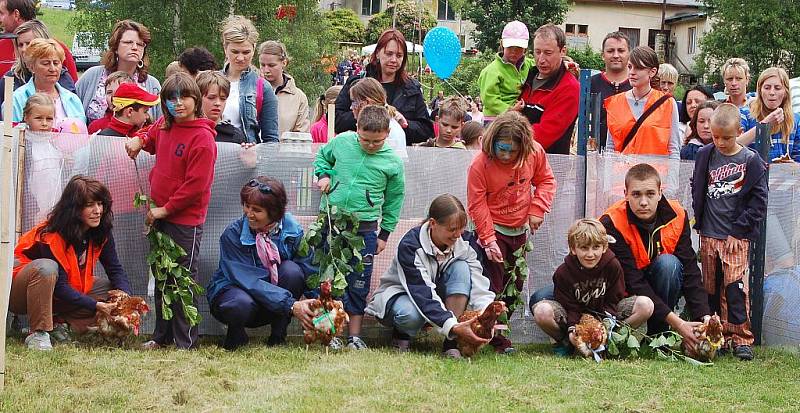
[88, 290, 150, 344]
[303, 280, 349, 349]
[574, 313, 608, 359]
[456, 301, 508, 358]
[694, 313, 725, 361]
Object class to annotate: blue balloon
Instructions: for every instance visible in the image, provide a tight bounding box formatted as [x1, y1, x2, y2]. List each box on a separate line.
[423, 27, 461, 80]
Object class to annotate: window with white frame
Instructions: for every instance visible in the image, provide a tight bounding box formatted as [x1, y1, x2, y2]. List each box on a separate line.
[688, 26, 697, 55]
[438, 0, 456, 21]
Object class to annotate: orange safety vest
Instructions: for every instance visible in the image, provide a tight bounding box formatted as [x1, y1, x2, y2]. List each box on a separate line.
[605, 89, 673, 155]
[604, 199, 685, 270]
[13, 222, 105, 294]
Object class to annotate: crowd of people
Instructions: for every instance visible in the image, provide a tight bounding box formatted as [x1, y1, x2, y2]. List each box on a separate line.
[4, 0, 793, 361]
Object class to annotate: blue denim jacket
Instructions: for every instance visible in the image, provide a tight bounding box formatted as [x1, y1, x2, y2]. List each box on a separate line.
[740, 106, 800, 162]
[221, 64, 279, 143]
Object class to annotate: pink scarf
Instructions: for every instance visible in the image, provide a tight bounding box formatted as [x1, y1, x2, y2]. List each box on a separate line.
[255, 232, 282, 285]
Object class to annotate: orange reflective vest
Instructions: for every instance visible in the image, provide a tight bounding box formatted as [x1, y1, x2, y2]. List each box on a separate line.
[605, 89, 673, 155]
[604, 199, 686, 269]
[13, 222, 105, 294]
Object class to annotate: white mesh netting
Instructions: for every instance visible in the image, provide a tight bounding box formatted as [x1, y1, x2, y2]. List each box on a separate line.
[8, 132, 800, 345]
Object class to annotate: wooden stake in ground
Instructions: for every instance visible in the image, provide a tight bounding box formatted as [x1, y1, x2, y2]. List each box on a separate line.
[0, 75, 18, 391]
[326, 102, 335, 141]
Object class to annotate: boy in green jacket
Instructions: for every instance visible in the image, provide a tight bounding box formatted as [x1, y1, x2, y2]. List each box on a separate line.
[478, 20, 534, 122]
[314, 105, 406, 350]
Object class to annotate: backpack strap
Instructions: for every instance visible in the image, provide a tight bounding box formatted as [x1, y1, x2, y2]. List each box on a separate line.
[620, 94, 671, 152]
[256, 76, 264, 117]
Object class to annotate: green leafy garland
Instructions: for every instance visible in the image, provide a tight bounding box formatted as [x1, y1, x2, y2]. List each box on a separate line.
[500, 240, 533, 313]
[133, 193, 204, 326]
[602, 317, 712, 366]
[298, 194, 365, 296]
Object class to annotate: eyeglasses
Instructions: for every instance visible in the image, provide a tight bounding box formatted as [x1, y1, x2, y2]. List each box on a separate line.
[120, 40, 146, 49]
[350, 100, 364, 110]
[358, 135, 386, 147]
[247, 179, 272, 194]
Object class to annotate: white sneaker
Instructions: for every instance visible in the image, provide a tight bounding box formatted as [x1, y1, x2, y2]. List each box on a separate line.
[25, 331, 53, 351]
[328, 337, 344, 350]
[346, 336, 368, 350]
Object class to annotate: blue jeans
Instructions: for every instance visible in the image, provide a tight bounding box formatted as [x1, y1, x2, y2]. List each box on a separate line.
[644, 254, 683, 332]
[529, 284, 555, 313]
[342, 229, 378, 315]
[382, 260, 472, 337]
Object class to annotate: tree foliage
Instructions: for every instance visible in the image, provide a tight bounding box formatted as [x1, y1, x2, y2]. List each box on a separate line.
[420, 53, 493, 98]
[697, 0, 800, 86]
[72, 0, 335, 101]
[325, 8, 365, 45]
[363, 0, 437, 46]
[568, 46, 604, 71]
[463, 0, 569, 52]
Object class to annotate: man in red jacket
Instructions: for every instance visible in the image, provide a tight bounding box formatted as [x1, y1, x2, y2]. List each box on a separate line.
[0, 0, 78, 80]
[516, 23, 579, 154]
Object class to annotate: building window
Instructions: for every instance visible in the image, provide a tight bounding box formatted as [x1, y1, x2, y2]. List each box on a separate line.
[361, 0, 380, 16]
[437, 0, 456, 21]
[619, 27, 640, 48]
[688, 26, 697, 55]
[565, 24, 588, 36]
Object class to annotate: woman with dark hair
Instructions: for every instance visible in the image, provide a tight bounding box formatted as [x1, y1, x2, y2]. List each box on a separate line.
[680, 100, 719, 160]
[678, 85, 713, 138]
[11, 175, 133, 350]
[75, 19, 162, 123]
[206, 177, 317, 350]
[334, 29, 433, 145]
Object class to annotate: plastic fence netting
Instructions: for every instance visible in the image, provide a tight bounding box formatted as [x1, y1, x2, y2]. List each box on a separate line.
[11, 133, 800, 344]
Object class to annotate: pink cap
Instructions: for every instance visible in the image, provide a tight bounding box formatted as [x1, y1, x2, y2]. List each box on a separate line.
[502, 20, 529, 49]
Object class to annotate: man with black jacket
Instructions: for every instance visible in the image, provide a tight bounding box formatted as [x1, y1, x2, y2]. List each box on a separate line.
[590, 31, 632, 151]
[600, 164, 710, 350]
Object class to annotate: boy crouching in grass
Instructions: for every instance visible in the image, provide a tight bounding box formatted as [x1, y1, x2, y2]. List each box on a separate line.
[532, 218, 654, 357]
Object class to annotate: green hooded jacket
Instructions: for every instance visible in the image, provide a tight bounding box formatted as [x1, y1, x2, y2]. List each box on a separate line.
[313, 131, 405, 235]
[478, 54, 534, 117]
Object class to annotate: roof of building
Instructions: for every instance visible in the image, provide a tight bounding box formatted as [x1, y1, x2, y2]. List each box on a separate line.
[576, 0, 702, 6]
[665, 12, 707, 24]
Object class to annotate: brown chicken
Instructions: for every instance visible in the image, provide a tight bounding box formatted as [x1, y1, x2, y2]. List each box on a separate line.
[303, 280, 349, 349]
[574, 314, 608, 359]
[88, 290, 150, 343]
[694, 313, 725, 361]
[456, 301, 508, 358]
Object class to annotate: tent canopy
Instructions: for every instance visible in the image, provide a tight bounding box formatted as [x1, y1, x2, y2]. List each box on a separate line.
[361, 41, 423, 56]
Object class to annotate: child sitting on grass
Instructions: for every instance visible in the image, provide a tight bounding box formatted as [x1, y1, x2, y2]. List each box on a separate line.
[532, 218, 654, 357]
[313, 104, 405, 350]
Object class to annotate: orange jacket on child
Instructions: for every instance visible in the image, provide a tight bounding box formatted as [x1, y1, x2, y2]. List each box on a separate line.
[467, 144, 557, 245]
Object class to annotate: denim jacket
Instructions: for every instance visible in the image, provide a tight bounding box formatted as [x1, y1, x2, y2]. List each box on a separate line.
[220, 64, 279, 143]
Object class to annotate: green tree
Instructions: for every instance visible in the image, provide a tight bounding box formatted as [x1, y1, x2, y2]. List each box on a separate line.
[568, 46, 604, 71]
[325, 8, 365, 45]
[697, 0, 800, 86]
[363, 0, 436, 46]
[463, 0, 569, 52]
[72, 0, 334, 101]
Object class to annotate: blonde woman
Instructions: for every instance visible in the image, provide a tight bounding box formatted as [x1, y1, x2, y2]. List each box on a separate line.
[738, 67, 800, 162]
[219, 15, 279, 143]
[721, 58, 751, 108]
[258, 40, 309, 135]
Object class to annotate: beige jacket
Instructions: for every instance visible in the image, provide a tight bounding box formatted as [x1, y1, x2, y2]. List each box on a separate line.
[275, 73, 310, 135]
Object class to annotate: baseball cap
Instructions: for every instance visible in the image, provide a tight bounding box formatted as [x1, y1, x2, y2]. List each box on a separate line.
[502, 20, 529, 49]
[111, 83, 160, 112]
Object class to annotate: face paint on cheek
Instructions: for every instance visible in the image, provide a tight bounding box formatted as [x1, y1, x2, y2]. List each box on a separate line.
[165, 100, 178, 117]
[493, 141, 514, 161]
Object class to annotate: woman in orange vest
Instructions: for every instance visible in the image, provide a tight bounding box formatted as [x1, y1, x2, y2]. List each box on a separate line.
[10, 175, 133, 350]
[604, 46, 681, 159]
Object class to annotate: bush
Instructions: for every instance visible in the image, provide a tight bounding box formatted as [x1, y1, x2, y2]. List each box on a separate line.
[568, 46, 604, 71]
[325, 8, 365, 45]
[363, 0, 436, 46]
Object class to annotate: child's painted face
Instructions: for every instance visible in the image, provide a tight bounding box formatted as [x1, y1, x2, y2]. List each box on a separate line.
[25, 104, 54, 132]
[105, 80, 123, 112]
[711, 123, 741, 154]
[357, 128, 387, 154]
[437, 114, 463, 144]
[570, 243, 607, 269]
[695, 108, 714, 143]
[202, 85, 228, 122]
[166, 95, 196, 122]
[493, 136, 520, 164]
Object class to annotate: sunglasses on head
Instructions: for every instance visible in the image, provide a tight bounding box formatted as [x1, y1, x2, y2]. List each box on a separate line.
[247, 179, 272, 194]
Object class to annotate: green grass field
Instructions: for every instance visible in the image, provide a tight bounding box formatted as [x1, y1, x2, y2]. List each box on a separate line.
[1, 337, 798, 412]
[38, 8, 76, 48]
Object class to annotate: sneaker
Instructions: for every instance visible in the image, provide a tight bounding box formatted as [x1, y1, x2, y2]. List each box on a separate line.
[490, 334, 516, 355]
[50, 323, 71, 343]
[25, 331, 53, 351]
[392, 338, 411, 352]
[442, 348, 463, 359]
[328, 337, 344, 350]
[734, 345, 754, 361]
[142, 340, 161, 350]
[347, 336, 368, 350]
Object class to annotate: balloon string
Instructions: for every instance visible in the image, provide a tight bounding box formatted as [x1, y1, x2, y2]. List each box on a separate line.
[441, 78, 465, 99]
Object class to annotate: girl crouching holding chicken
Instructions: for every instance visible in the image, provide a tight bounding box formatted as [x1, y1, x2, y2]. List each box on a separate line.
[11, 176, 133, 350]
[365, 194, 494, 358]
[206, 177, 318, 350]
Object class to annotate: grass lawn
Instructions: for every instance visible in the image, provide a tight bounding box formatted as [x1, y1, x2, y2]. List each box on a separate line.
[1, 336, 798, 412]
[38, 8, 76, 48]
